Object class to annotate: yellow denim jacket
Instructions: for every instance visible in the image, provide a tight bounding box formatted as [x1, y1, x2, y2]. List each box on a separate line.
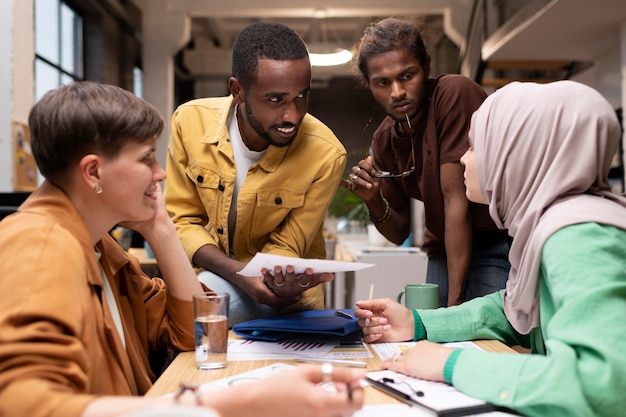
[165, 96, 346, 311]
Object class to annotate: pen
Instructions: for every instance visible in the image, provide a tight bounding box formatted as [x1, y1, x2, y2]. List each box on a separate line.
[364, 283, 374, 326]
[296, 358, 367, 368]
[368, 283, 375, 301]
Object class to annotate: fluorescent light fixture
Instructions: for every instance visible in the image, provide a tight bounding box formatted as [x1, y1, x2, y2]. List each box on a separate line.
[309, 47, 353, 67]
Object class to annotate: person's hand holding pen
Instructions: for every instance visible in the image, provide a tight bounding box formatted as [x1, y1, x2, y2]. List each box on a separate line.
[354, 297, 452, 383]
[354, 297, 415, 343]
[201, 364, 366, 417]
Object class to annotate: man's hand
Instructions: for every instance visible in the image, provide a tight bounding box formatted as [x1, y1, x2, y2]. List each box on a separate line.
[260, 266, 334, 304]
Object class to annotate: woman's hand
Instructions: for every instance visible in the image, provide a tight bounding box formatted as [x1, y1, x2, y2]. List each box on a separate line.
[120, 183, 174, 242]
[355, 298, 414, 343]
[381, 341, 453, 383]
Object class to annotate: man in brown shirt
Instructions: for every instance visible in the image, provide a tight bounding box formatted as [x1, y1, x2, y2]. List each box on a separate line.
[347, 18, 510, 306]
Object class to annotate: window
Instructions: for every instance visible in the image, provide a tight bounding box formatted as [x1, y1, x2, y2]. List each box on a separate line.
[133, 66, 143, 98]
[34, 0, 83, 100]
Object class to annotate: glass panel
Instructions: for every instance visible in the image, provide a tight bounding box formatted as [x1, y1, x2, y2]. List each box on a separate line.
[133, 67, 143, 98]
[61, 73, 74, 87]
[60, 3, 83, 78]
[35, 0, 60, 64]
[35, 60, 60, 101]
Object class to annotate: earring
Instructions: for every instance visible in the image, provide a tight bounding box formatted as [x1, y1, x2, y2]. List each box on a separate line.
[94, 183, 102, 194]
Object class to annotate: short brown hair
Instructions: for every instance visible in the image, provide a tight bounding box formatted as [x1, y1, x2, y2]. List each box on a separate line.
[29, 81, 164, 183]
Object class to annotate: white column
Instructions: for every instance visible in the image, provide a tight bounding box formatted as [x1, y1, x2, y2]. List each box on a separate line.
[136, 0, 190, 167]
[0, 0, 35, 192]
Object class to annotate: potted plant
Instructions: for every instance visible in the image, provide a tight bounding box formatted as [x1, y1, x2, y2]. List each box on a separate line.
[327, 186, 369, 233]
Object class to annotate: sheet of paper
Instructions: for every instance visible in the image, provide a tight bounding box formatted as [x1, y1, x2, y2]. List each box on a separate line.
[198, 362, 296, 393]
[237, 252, 374, 277]
[228, 336, 335, 360]
[227, 334, 374, 361]
[371, 341, 484, 361]
[368, 369, 488, 411]
[354, 404, 432, 417]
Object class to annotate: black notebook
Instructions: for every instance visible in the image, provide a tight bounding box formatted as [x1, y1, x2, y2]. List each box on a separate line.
[366, 369, 502, 417]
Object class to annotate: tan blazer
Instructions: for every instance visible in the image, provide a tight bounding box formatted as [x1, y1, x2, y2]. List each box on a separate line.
[0, 182, 196, 417]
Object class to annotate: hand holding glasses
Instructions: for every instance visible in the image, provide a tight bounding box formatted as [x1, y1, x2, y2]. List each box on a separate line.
[372, 167, 415, 179]
[343, 116, 415, 188]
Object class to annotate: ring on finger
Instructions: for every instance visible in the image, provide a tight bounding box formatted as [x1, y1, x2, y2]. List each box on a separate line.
[272, 276, 286, 287]
[263, 280, 280, 296]
[393, 353, 401, 362]
[297, 276, 312, 288]
[321, 363, 333, 383]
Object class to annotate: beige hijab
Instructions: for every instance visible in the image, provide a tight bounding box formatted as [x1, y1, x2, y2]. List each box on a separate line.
[470, 81, 626, 334]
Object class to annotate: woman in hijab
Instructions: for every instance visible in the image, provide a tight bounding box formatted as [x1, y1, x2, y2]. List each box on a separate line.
[354, 80, 626, 417]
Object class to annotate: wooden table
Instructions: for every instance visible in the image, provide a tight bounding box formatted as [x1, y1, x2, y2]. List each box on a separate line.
[145, 335, 517, 404]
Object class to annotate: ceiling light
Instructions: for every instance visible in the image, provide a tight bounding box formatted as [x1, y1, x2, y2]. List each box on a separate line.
[308, 9, 352, 67]
[309, 46, 353, 67]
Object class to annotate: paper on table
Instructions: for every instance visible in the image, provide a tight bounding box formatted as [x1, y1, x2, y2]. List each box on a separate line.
[371, 341, 484, 361]
[227, 333, 373, 361]
[237, 252, 374, 277]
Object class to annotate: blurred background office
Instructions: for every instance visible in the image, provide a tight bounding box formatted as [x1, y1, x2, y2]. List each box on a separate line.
[1, 0, 624, 211]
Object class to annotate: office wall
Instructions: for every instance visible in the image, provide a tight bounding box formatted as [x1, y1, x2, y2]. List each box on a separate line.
[0, 0, 13, 191]
[0, 0, 34, 192]
[0, 0, 141, 192]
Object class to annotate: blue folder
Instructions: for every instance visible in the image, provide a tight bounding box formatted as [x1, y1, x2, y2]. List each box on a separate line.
[232, 308, 361, 342]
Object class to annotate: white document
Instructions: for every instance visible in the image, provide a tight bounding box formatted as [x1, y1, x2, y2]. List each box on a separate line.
[371, 341, 484, 362]
[227, 334, 374, 361]
[237, 252, 374, 277]
[197, 363, 296, 393]
[227, 336, 336, 360]
[367, 369, 492, 414]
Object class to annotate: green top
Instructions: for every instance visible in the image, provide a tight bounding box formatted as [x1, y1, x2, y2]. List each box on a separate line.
[414, 223, 626, 417]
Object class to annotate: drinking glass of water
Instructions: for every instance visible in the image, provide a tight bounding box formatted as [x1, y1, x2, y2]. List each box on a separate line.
[193, 292, 230, 370]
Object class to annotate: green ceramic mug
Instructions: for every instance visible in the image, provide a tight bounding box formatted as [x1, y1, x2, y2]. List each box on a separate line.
[397, 283, 439, 309]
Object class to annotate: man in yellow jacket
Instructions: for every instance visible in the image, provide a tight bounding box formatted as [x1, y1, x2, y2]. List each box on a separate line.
[165, 22, 346, 326]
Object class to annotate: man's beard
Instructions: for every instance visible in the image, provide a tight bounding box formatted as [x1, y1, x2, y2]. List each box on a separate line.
[244, 98, 297, 148]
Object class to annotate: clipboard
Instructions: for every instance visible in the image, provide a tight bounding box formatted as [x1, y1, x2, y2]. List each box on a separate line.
[366, 369, 500, 417]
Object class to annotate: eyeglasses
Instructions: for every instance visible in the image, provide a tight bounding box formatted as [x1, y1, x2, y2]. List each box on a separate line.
[362, 117, 415, 179]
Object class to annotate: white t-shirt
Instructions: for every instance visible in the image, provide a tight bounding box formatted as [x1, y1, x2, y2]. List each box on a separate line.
[227, 104, 266, 244]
